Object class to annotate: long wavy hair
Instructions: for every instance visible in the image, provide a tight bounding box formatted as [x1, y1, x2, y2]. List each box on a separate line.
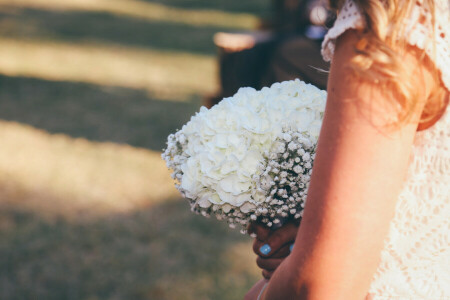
[328, 0, 447, 126]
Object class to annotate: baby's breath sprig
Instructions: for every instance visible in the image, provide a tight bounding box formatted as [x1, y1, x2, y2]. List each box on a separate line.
[252, 128, 316, 229]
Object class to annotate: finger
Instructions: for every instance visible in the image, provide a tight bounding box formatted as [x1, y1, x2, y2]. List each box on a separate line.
[253, 238, 266, 256]
[249, 223, 271, 241]
[262, 221, 298, 256]
[254, 235, 293, 257]
[263, 243, 292, 258]
[262, 269, 273, 280]
[256, 257, 284, 271]
[247, 222, 256, 236]
[255, 241, 291, 258]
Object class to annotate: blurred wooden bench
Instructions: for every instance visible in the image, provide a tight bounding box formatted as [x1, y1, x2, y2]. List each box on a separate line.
[210, 31, 277, 104]
[203, 0, 333, 108]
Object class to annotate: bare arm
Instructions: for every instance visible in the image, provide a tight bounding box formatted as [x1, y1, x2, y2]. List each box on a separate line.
[256, 30, 437, 300]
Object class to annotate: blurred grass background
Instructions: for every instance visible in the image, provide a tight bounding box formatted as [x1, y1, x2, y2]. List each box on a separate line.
[0, 0, 270, 298]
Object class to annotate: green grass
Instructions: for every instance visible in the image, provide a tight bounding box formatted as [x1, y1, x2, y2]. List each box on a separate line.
[0, 0, 267, 299]
[0, 201, 257, 300]
[0, 8, 225, 55]
[0, 75, 200, 151]
[140, 0, 270, 15]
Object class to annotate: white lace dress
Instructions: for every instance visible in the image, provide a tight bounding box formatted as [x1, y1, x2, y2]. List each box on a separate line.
[321, 1, 450, 299]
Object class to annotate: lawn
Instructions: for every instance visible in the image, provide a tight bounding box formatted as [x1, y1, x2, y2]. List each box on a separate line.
[0, 0, 270, 298]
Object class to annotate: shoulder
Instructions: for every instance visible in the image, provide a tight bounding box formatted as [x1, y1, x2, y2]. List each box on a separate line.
[332, 29, 441, 128]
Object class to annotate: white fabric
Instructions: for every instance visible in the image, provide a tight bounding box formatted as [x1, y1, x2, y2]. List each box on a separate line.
[321, 1, 450, 299]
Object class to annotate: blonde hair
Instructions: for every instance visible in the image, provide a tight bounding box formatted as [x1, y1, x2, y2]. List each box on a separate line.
[329, 0, 446, 126]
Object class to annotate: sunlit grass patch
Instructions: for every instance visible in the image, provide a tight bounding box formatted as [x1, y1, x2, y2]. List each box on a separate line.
[0, 0, 260, 30]
[0, 7, 231, 55]
[0, 121, 178, 219]
[0, 38, 217, 101]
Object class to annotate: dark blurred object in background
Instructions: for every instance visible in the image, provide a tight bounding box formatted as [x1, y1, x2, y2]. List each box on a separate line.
[205, 0, 334, 107]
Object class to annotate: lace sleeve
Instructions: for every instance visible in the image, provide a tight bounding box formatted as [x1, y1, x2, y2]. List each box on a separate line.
[321, 0, 365, 62]
[321, 0, 450, 92]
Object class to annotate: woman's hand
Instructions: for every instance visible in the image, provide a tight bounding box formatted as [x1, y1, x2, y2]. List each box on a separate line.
[248, 220, 299, 279]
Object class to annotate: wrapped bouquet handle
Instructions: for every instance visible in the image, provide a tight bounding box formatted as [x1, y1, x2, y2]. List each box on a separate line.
[162, 80, 326, 233]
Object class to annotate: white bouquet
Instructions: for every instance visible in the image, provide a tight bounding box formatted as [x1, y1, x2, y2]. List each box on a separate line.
[162, 80, 326, 233]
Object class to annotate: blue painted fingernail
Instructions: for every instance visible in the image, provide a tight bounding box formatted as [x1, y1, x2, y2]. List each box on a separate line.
[260, 244, 271, 255]
[289, 243, 294, 253]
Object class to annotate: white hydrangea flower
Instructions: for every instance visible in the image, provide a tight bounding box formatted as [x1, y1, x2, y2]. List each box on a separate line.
[162, 79, 326, 231]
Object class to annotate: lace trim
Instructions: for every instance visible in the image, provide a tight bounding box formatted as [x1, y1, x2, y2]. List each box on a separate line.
[321, 0, 364, 62]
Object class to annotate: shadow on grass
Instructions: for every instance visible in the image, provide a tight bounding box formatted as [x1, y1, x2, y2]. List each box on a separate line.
[141, 0, 269, 16]
[0, 75, 201, 151]
[0, 198, 257, 300]
[0, 7, 225, 55]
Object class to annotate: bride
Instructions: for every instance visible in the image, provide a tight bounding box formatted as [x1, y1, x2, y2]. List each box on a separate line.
[245, 0, 449, 299]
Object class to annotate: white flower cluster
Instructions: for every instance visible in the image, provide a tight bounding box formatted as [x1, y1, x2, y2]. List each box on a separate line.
[253, 129, 315, 228]
[162, 80, 326, 233]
